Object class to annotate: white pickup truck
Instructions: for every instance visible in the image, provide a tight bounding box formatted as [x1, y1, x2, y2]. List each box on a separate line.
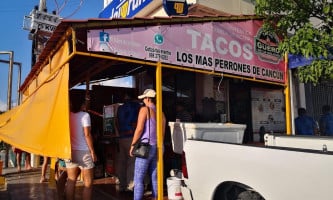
[169, 122, 333, 200]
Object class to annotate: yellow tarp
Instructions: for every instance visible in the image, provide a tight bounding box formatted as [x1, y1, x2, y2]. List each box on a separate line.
[0, 58, 71, 159]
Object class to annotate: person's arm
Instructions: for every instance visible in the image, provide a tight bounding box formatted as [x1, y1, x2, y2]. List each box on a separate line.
[83, 126, 97, 162]
[129, 107, 147, 157]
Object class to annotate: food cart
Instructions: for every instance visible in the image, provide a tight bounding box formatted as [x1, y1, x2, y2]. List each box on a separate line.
[0, 16, 291, 197]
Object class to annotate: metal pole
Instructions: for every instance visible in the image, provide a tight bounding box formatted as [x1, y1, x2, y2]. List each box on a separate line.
[284, 53, 292, 135]
[289, 69, 295, 135]
[31, 0, 47, 68]
[0, 59, 21, 66]
[39, 0, 46, 11]
[7, 51, 13, 110]
[0, 51, 14, 168]
[5, 61, 21, 169]
[156, 61, 164, 200]
[32, 0, 46, 168]
[0, 52, 14, 111]
[17, 63, 22, 105]
[0, 59, 22, 105]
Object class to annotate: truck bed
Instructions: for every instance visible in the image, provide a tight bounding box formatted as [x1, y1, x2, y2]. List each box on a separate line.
[182, 138, 333, 200]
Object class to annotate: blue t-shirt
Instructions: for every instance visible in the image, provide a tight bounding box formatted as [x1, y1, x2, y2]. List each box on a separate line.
[319, 113, 333, 136]
[117, 101, 141, 134]
[295, 115, 316, 135]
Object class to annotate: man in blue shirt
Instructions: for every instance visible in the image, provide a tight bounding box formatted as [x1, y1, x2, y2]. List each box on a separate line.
[115, 93, 141, 192]
[319, 105, 333, 136]
[295, 108, 317, 135]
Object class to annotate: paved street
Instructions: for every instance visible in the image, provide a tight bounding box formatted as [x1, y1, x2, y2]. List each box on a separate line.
[0, 166, 169, 200]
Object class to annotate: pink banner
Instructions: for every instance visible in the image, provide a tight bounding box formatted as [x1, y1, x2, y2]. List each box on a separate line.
[87, 20, 286, 83]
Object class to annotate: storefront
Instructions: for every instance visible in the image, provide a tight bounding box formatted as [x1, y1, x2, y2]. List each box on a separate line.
[0, 16, 291, 195]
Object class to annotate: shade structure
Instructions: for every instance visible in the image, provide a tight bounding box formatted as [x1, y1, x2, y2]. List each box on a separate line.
[0, 46, 71, 159]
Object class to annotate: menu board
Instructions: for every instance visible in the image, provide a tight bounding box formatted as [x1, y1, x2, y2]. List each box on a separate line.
[251, 88, 286, 133]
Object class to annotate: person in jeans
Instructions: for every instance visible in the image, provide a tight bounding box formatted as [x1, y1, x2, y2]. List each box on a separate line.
[65, 95, 97, 200]
[129, 89, 166, 200]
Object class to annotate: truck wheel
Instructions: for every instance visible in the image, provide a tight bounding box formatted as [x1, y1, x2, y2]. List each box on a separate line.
[236, 191, 264, 200]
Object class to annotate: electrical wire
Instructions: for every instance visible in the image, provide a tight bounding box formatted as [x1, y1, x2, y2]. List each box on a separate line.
[217, 72, 223, 93]
[63, 0, 84, 19]
[57, 0, 69, 14]
[53, 0, 60, 14]
[54, 0, 83, 18]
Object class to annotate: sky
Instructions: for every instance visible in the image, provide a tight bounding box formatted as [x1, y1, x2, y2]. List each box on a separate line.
[0, 0, 104, 111]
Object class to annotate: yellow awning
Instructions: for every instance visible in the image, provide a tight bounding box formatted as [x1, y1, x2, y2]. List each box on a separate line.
[0, 59, 71, 159]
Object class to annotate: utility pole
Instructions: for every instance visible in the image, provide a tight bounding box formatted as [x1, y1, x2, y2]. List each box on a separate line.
[32, 0, 47, 68]
[28, 0, 59, 68]
[23, 0, 60, 68]
[39, 0, 46, 11]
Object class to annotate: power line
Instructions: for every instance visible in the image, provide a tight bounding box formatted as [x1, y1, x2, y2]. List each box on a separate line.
[63, 0, 84, 19]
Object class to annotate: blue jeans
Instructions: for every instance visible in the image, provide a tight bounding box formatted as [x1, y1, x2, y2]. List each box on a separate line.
[133, 145, 157, 200]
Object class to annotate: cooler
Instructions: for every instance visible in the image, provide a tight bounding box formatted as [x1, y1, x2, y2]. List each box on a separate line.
[169, 122, 246, 154]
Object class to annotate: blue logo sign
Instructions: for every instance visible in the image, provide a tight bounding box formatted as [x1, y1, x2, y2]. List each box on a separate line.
[163, 0, 188, 16]
[100, 32, 109, 42]
[154, 34, 164, 45]
[99, 0, 153, 18]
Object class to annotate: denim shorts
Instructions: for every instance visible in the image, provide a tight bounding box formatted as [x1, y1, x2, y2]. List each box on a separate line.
[65, 150, 94, 170]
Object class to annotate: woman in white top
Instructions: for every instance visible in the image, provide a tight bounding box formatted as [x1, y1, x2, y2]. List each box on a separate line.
[65, 97, 97, 200]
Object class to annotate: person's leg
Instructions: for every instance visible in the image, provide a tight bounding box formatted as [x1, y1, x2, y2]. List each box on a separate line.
[116, 139, 127, 191]
[65, 167, 80, 200]
[125, 138, 135, 190]
[16, 152, 22, 172]
[133, 157, 149, 200]
[40, 156, 49, 182]
[56, 169, 68, 200]
[25, 152, 32, 170]
[149, 159, 158, 198]
[148, 146, 158, 198]
[82, 168, 94, 200]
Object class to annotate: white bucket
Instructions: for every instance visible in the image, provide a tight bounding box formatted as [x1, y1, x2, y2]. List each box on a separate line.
[167, 177, 183, 200]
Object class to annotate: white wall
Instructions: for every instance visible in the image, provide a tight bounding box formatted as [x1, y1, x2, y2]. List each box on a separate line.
[198, 0, 255, 15]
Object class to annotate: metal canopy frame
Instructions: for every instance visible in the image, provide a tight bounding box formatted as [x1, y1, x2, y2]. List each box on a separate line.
[18, 17, 293, 199]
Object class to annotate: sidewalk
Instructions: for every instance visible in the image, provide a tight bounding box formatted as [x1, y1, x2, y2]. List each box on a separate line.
[0, 166, 169, 200]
